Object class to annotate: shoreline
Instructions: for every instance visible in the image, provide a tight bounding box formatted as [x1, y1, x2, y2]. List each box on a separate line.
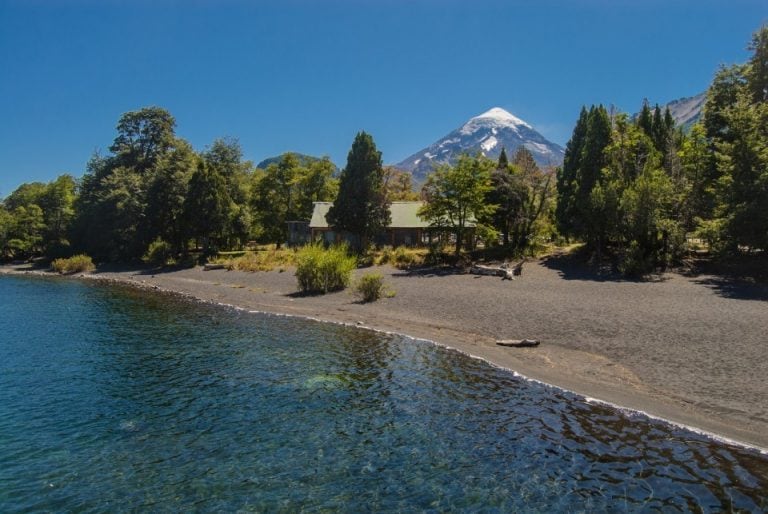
[3, 261, 768, 452]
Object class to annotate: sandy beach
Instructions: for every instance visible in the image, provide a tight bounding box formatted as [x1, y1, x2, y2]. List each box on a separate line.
[4, 256, 768, 450]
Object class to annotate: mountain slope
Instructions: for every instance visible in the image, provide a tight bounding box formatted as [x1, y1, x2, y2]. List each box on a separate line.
[257, 153, 338, 172]
[396, 107, 565, 182]
[665, 92, 706, 130]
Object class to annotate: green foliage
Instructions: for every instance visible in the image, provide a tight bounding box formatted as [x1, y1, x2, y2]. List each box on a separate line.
[145, 140, 198, 255]
[485, 147, 553, 250]
[420, 154, 495, 255]
[327, 132, 390, 250]
[184, 160, 232, 256]
[143, 239, 174, 266]
[354, 272, 385, 302]
[295, 243, 356, 294]
[253, 153, 337, 246]
[556, 105, 685, 274]
[51, 254, 95, 274]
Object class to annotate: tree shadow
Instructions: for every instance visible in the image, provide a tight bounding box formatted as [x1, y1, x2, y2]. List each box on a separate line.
[540, 252, 646, 283]
[690, 275, 768, 301]
[679, 255, 768, 301]
[390, 265, 468, 278]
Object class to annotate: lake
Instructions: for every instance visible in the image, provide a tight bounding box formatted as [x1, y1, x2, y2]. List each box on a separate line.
[1, 275, 766, 512]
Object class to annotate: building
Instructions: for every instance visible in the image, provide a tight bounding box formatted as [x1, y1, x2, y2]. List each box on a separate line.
[309, 201, 431, 247]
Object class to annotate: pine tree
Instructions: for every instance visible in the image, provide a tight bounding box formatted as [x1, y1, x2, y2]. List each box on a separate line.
[556, 106, 588, 239]
[747, 24, 768, 103]
[326, 132, 390, 250]
[497, 147, 509, 170]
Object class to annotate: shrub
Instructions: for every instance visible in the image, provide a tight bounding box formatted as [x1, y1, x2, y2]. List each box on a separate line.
[143, 239, 174, 266]
[355, 272, 385, 302]
[618, 241, 654, 277]
[51, 254, 95, 274]
[295, 243, 356, 294]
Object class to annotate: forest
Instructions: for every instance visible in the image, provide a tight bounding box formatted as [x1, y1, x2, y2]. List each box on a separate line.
[1, 25, 766, 276]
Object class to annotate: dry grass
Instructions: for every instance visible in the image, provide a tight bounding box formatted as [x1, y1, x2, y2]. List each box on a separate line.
[219, 246, 297, 272]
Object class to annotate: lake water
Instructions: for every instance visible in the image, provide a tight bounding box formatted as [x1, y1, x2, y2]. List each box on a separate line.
[1, 275, 766, 512]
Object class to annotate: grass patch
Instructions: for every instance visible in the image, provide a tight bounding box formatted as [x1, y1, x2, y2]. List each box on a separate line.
[373, 246, 427, 269]
[217, 246, 297, 272]
[51, 254, 95, 274]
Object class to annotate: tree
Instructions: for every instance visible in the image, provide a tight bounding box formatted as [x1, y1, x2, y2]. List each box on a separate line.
[110, 107, 177, 173]
[184, 161, 232, 256]
[252, 153, 300, 246]
[497, 147, 509, 170]
[419, 154, 495, 255]
[326, 132, 390, 250]
[145, 140, 198, 255]
[747, 24, 768, 103]
[382, 166, 419, 201]
[509, 147, 554, 250]
[556, 106, 588, 238]
[557, 105, 611, 247]
[39, 174, 77, 255]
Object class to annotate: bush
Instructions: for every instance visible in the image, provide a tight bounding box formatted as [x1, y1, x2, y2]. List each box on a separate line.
[355, 272, 385, 302]
[51, 254, 95, 274]
[295, 243, 356, 294]
[143, 239, 174, 266]
[618, 241, 654, 277]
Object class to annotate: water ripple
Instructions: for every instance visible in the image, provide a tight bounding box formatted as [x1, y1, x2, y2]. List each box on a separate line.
[1, 275, 767, 512]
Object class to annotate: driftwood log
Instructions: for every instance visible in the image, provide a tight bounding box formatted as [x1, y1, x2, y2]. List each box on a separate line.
[496, 339, 540, 348]
[470, 260, 524, 280]
[203, 263, 227, 271]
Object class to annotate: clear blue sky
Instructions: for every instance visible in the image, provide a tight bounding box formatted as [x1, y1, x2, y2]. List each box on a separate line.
[1, 0, 765, 197]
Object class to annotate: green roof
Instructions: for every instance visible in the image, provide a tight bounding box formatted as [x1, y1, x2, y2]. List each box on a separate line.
[310, 201, 429, 229]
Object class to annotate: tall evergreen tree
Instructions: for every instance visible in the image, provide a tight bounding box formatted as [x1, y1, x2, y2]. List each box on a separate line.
[326, 132, 390, 250]
[497, 147, 509, 169]
[556, 106, 588, 238]
[747, 24, 768, 103]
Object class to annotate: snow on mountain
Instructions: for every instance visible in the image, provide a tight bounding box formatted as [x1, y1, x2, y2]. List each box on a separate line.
[395, 107, 564, 182]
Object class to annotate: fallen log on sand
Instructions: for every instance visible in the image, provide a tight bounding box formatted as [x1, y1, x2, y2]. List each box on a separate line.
[203, 263, 227, 271]
[470, 265, 516, 280]
[496, 339, 540, 348]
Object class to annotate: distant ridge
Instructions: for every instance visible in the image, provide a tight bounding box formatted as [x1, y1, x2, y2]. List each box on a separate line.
[257, 152, 338, 172]
[665, 93, 706, 130]
[395, 107, 564, 182]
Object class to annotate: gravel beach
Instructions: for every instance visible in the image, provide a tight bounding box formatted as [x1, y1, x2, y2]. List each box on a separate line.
[4, 256, 767, 449]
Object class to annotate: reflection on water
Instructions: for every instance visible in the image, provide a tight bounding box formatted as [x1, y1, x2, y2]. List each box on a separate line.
[0, 275, 766, 512]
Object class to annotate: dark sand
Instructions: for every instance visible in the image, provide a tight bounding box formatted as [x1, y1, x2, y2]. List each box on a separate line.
[4, 257, 767, 449]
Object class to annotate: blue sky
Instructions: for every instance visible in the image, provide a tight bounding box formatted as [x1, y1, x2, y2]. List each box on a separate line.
[0, 0, 765, 196]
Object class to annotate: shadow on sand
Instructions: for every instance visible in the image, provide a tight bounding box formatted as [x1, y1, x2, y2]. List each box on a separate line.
[539, 252, 651, 283]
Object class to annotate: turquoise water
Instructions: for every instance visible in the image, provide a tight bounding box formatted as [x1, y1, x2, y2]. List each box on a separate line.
[1, 276, 766, 512]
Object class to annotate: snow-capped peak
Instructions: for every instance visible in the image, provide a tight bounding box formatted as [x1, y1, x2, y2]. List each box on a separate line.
[460, 107, 532, 135]
[475, 107, 531, 127]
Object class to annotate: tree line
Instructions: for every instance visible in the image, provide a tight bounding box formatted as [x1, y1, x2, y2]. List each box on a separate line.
[2, 24, 765, 275]
[555, 24, 767, 273]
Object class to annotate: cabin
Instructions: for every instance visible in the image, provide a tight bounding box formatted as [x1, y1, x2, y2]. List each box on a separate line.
[309, 201, 431, 247]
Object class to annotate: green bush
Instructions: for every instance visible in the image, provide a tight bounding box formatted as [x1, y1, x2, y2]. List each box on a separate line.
[51, 254, 95, 274]
[143, 239, 174, 266]
[295, 243, 356, 294]
[355, 272, 385, 302]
